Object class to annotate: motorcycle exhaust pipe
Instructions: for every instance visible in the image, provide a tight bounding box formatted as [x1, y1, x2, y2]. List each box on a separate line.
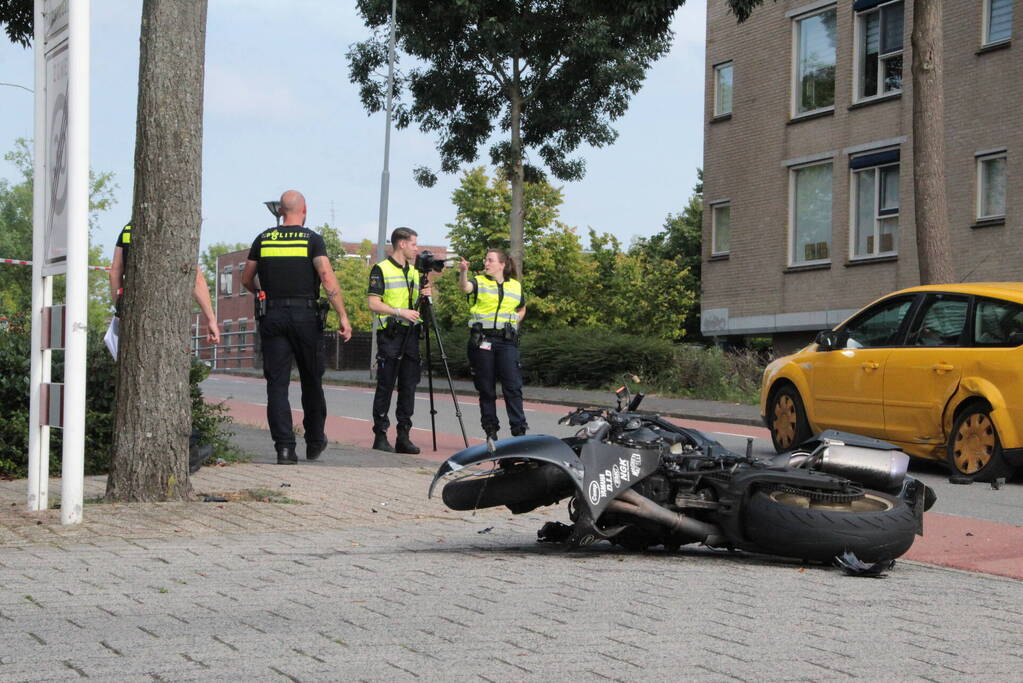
[814, 445, 909, 491]
[606, 489, 727, 546]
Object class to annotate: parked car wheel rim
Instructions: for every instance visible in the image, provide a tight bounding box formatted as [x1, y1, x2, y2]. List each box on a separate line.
[952, 413, 996, 474]
[772, 395, 798, 448]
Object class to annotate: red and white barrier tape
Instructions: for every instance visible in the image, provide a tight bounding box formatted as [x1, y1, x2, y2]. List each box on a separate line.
[1, 257, 111, 271]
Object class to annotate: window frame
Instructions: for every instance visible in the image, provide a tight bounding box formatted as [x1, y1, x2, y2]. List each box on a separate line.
[710, 201, 732, 257]
[853, 0, 905, 103]
[983, 0, 1014, 46]
[219, 265, 234, 296]
[838, 293, 920, 349]
[904, 293, 971, 348]
[849, 159, 900, 259]
[976, 151, 1008, 220]
[788, 159, 834, 267]
[237, 261, 248, 294]
[713, 61, 734, 117]
[791, 4, 838, 118]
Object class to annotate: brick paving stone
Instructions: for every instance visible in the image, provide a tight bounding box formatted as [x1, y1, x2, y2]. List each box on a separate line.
[1, 425, 1022, 681]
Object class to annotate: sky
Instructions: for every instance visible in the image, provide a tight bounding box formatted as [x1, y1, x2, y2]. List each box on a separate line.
[0, 1, 707, 257]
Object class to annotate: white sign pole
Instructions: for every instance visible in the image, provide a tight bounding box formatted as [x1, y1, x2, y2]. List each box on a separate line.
[26, 0, 49, 512]
[59, 0, 90, 525]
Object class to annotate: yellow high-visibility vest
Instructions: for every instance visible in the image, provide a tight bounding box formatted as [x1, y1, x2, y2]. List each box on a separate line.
[468, 275, 521, 330]
[374, 259, 420, 328]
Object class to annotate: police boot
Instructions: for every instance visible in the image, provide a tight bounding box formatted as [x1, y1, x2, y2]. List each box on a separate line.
[276, 445, 298, 465]
[372, 431, 394, 453]
[394, 425, 420, 455]
[510, 424, 528, 437]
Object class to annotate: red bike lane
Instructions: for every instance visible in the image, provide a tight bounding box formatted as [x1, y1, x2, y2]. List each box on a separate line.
[220, 392, 1023, 581]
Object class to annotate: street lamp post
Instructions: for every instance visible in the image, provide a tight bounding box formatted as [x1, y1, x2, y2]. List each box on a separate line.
[370, 0, 398, 380]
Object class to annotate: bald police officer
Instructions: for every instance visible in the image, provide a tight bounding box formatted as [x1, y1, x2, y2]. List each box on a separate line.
[241, 191, 352, 465]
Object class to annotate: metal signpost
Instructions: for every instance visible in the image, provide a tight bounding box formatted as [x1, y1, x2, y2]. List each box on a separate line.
[27, 0, 90, 524]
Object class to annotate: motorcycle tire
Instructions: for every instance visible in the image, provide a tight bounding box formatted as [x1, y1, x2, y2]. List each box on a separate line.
[743, 488, 918, 563]
[441, 463, 573, 513]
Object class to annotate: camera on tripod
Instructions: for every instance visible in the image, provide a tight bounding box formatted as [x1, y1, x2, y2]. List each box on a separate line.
[414, 250, 446, 274]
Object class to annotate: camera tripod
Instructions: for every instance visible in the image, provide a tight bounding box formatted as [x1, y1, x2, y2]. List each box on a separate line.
[394, 291, 469, 451]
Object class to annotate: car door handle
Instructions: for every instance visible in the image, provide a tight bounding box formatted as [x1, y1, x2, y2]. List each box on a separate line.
[933, 363, 955, 373]
[861, 361, 880, 370]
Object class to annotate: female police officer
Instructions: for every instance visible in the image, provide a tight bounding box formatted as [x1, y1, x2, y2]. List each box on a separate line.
[458, 249, 527, 441]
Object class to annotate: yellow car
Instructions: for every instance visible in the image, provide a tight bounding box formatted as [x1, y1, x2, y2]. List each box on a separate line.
[761, 283, 1023, 482]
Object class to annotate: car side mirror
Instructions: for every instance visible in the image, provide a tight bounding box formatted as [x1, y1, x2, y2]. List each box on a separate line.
[815, 329, 846, 350]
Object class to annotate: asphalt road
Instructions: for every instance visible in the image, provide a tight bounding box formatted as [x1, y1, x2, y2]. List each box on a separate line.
[201, 375, 1023, 528]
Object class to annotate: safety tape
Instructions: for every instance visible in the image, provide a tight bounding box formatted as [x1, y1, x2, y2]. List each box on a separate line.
[0, 257, 111, 271]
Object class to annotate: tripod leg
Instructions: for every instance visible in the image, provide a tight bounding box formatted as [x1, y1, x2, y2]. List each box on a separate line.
[424, 322, 438, 451]
[420, 297, 469, 448]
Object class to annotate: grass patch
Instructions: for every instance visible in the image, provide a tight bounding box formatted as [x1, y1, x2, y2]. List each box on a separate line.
[205, 488, 303, 504]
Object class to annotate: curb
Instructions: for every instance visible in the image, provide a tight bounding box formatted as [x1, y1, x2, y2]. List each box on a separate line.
[212, 368, 766, 429]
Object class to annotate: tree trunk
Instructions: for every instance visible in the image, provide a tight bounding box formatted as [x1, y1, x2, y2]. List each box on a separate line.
[508, 60, 525, 275]
[910, 0, 954, 284]
[107, 0, 208, 501]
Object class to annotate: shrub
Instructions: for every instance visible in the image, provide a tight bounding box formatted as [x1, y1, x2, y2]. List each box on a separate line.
[519, 328, 675, 389]
[0, 318, 235, 478]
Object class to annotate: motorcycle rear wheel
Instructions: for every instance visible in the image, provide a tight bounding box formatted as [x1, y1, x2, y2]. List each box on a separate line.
[744, 488, 918, 563]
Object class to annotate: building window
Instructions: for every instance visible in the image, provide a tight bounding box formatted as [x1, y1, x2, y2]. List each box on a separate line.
[237, 262, 248, 294]
[851, 150, 899, 258]
[790, 161, 833, 265]
[977, 152, 1007, 219]
[221, 320, 232, 346]
[711, 202, 731, 255]
[856, 1, 903, 100]
[793, 6, 837, 116]
[984, 0, 1014, 45]
[220, 266, 233, 296]
[714, 62, 733, 116]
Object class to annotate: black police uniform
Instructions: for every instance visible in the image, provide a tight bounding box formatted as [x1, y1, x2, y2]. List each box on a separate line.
[368, 258, 421, 450]
[248, 226, 329, 460]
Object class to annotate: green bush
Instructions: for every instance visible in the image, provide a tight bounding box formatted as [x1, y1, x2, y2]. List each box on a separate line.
[649, 345, 765, 404]
[519, 328, 676, 389]
[0, 317, 235, 478]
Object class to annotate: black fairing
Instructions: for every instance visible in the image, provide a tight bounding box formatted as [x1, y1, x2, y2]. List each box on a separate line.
[428, 435, 584, 500]
[578, 441, 660, 517]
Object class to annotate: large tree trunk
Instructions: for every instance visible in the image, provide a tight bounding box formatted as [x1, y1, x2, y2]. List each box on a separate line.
[107, 0, 208, 501]
[508, 61, 525, 275]
[910, 0, 954, 284]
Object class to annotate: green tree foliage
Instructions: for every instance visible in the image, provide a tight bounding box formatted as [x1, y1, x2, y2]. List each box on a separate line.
[445, 166, 563, 269]
[633, 170, 703, 338]
[347, 0, 686, 271]
[318, 225, 375, 331]
[440, 166, 700, 340]
[0, 139, 118, 330]
[0, 0, 31, 47]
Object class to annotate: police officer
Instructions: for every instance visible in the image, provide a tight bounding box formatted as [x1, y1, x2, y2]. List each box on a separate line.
[240, 191, 353, 465]
[110, 222, 221, 345]
[458, 249, 527, 440]
[367, 227, 431, 454]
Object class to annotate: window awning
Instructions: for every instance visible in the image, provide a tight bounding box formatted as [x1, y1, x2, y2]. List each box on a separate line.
[850, 148, 900, 169]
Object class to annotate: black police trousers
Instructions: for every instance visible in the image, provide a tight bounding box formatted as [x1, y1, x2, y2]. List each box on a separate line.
[259, 305, 326, 450]
[372, 326, 421, 434]
[468, 336, 527, 435]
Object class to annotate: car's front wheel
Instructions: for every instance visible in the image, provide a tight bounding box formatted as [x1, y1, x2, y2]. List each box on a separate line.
[947, 405, 1014, 482]
[768, 384, 811, 453]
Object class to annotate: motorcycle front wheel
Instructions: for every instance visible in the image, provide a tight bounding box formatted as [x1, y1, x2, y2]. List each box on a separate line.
[743, 488, 919, 563]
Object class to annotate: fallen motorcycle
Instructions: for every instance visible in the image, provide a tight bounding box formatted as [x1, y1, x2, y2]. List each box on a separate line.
[429, 381, 936, 564]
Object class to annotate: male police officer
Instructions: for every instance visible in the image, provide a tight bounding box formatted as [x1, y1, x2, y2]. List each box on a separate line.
[367, 227, 431, 454]
[110, 222, 221, 345]
[241, 191, 352, 465]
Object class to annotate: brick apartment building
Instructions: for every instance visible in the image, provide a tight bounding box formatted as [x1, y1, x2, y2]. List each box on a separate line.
[193, 240, 450, 369]
[701, 0, 1019, 353]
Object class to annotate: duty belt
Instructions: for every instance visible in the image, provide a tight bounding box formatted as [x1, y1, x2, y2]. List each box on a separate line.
[266, 297, 317, 309]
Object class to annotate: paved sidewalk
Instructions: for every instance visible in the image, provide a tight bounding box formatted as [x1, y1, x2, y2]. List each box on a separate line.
[1, 425, 1021, 681]
[218, 367, 764, 427]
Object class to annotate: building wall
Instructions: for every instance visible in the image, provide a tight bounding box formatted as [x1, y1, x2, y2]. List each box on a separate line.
[702, 0, 1020, 346]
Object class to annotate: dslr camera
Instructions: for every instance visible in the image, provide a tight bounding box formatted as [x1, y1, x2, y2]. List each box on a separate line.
[414, 250, 446, 274]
